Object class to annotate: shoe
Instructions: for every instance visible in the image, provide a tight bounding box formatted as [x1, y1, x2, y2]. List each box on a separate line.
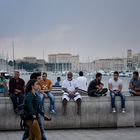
[50, 109, 56, 115]
[122, 108, 126, 113]
[103, 93, 107, 96]
[44, 116, 52, 121]
[112, 108, 116, 113]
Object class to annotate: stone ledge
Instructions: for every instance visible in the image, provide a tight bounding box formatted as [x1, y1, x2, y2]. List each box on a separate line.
[0, 96, 139, 130]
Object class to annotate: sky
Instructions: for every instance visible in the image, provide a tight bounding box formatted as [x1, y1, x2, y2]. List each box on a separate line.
[0, 0, 140, 62]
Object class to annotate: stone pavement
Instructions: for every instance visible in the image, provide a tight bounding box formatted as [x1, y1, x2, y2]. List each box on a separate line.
[0, 128, 140, 140]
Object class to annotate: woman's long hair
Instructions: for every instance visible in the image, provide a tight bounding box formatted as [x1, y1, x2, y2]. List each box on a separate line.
[25, 79, 37, 94]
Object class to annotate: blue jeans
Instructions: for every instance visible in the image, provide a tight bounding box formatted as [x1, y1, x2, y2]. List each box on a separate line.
[110, 92, 125, 108]
[10, 93, 24, 112]
[35, 91, 45, 113]
[45, 92, 55, 111]
[22, 115, 47, 140]
[38, 114, 47, 140]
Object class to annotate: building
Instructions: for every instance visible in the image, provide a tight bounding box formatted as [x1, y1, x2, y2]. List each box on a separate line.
[48, 53, 72, 72]
[133, 53, 140, 70]
[48, 53, 79, 72]
[127, 49, 133, 70]
[79, 58, 127, 73]
[23, 57, 37, 63]
[71, 55, 79, 72]
[79, 62, 94, 72]
[94, 58, 127, 72]
[36, 59, 46, 65]
[127, 49, 132, 58]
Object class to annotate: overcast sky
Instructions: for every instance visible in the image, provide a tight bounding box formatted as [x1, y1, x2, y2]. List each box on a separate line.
[0, 0, 140, 62]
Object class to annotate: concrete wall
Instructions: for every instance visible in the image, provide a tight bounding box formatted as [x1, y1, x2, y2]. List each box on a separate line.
[0, 96, 139, 130]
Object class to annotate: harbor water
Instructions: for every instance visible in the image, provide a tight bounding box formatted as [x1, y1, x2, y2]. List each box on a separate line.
[20, 74, 131, 92]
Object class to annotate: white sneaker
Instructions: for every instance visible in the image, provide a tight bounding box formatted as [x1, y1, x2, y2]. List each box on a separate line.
[50, 109, 56, 115]
[112, 108, 116, 113]
[122, 108, 126, 113]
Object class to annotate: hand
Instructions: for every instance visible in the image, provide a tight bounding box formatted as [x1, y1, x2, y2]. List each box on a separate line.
[44, 94, 48, 98]
[69, 93, 75, 98]
[15, 89, 21, 93]
[113, 90, 119, 94]
[32, 119, 38, 126]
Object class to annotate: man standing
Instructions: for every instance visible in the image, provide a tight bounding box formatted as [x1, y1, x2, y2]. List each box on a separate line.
[108, 71, 125, 113]
[39, 72, 56, 114]
[62, 71, 82, 115]
[76, 71, 87, 91]
[9, 71, 25, 114]
[129, 71, 140, 96]
[87, 73, 107, 97]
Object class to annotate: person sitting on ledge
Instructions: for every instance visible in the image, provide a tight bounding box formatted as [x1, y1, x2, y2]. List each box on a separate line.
[76, 71, 87, 92]
[87, 73, 108, 97]
[108, 71, 125, 113]
[0, 73, 8, 95]
[39, 72, 56, 114]
[9, 71, 25, 115]
[54, 77, 61, 87]
[129, 71, 140, 96]
[62, 71, 82, 115]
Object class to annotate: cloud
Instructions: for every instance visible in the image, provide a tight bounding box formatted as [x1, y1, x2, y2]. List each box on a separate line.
[0, 25, 72, 60]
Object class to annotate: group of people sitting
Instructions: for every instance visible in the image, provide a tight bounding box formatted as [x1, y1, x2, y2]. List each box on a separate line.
[0, 70, 140, 140]
[87, 71, 140, 113]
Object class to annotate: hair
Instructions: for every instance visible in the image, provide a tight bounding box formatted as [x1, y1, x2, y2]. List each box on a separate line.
[79, 71, 83, 76]
[57, 77, 61, 81]
[96, 73, 102, 78]
[25, 79, 37, 94]
[30, 72, 41, 80]
[0, 73, 5, 76]
[133, 71, 139, 77]
[114, 71, 119, 75]
[43, 72, 47, 76]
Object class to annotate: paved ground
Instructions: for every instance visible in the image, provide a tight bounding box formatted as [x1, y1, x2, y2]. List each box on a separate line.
[0, 128, 140, 140]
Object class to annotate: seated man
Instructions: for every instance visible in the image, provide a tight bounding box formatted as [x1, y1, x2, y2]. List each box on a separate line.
[108, 71, 125, 113]
[9, 71, 25, 114]
[54, 77, 61, 87]
[76, 71, 87, 92]
[129, 71, 140, 96]
[62, 71, 82, 115]
[39, 72, 56, 114]
[87, 73, 108, 97]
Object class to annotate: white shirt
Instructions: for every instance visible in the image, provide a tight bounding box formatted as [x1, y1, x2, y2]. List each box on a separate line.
[76, 76, 87, 91]
[108, 78, 123, 91]
[62, 79, 78, 92]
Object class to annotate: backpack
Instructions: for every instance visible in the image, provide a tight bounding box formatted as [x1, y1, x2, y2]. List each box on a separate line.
[19, 99, 30, 130]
